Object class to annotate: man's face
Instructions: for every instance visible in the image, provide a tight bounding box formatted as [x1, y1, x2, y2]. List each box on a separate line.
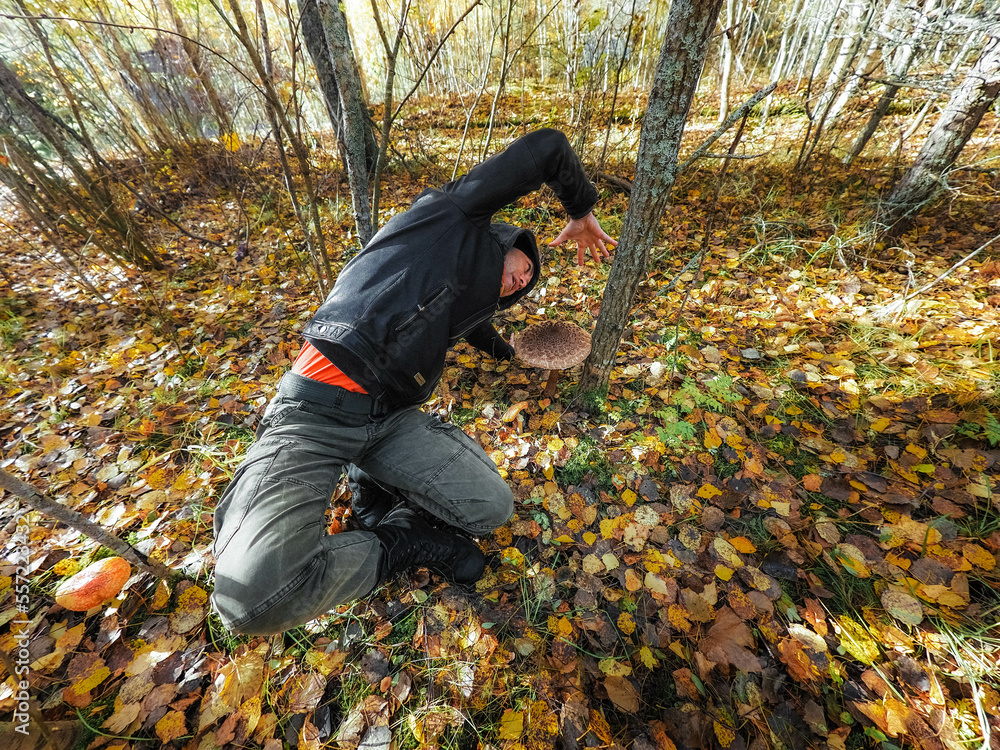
[500, 248, 534, 297]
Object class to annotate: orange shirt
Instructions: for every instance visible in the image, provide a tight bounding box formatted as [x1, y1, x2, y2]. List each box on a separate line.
[291, 342, 368, 393]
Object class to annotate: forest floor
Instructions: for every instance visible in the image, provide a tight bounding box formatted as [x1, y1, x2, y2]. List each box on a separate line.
[1, 96, 1000, 750]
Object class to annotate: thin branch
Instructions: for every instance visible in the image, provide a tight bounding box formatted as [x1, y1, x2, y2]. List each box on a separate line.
[0, 468, 172, 578]
[392, 0, 483, 120]
[900, 232, 1000, 303]
[678, 81, 776, 173]
[0, 13, 265, 95]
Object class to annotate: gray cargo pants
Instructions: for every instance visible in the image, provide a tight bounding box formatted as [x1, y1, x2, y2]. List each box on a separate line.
[211, 372, 513, 635]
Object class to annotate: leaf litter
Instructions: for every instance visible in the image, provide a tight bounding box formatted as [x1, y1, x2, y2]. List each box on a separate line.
[0, 114, 999, 749]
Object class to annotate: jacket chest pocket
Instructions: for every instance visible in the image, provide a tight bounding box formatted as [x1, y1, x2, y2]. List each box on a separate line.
[395, 285, 453, 335]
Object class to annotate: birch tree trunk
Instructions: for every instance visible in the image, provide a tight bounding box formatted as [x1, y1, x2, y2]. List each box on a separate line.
[316, 0, 375, 245]
[578, 0, 725, 396]
[718, 0, 737, 122]
[883, 33, 1000, 225]
[824, 0, 884, 125]
[845, 0, 938, 163]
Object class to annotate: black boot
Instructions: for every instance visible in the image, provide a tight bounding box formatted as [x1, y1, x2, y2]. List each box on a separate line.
[373, 507, 485, 584]
[347, 468, 396, 531]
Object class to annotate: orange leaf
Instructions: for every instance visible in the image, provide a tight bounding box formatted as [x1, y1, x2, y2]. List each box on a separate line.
[729, 536, 757, 554]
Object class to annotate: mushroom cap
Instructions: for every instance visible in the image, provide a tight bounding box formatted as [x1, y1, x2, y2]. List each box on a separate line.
[513, 320, 592, 370]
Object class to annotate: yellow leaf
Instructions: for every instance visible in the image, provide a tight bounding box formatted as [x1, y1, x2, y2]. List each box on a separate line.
[622, 489, 638, 506]
[697, 484, 722, 500]
[715, 565, 734, 581]
[170, 585, 208, 634]
[833, 544, 871, 578]
[617, 612, 636, 635]
[598, 658, 632, 677]
[155, 710, 188, 743]
[150, 580, 171, 611]
[870, 417, 892, 432]
[498, 710, 524, 741]
[714, 721, 736, 748]
[53, 559, 81, 577]
[548, 616, 573, 639]
[835, 617, 880, 665]
[582, 531, 597, 545]
[963, 543, 996, 571]
[68, 656, 110, 695]
[668, 604, 691, 632]
[639, 646, 659, 668]
[221, 132, 242, 152]
[713, 538, 744, 568]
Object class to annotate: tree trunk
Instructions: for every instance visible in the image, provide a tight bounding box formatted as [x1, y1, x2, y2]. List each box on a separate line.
[845, 0, 940, 163]
[578, 0, 725, 396]
[368, 0, 410, 228]
[298, 0, 346, 149]
[823, 0, 882, 125]
[718, 0, 737, 122]
[883, 33, 1000, 225]
[797, 0, 873, 167]
[316, 0, 375, 245]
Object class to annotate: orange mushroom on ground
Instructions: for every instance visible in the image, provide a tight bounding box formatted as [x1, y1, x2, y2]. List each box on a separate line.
[512, 320, 592, 398]
[54, 556, 132, 611]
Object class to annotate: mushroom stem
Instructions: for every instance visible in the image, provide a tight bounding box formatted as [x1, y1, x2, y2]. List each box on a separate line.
[542, 369, 560, 398]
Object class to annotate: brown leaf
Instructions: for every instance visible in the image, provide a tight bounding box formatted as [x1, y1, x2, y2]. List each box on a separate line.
[700, 607, 761, 672]
[605, 675, 640, 712]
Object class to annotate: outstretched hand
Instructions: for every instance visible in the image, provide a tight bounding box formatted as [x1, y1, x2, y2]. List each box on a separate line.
[548, 212, 618, 266]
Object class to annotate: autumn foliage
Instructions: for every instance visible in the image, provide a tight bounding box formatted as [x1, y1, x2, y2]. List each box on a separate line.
[1, 101, 999, 750]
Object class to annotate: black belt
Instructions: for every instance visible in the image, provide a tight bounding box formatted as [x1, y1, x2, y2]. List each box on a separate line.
[276, 372, 389, 417]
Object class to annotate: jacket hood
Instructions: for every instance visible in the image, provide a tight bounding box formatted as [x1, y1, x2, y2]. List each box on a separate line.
[492, 222, 541, 309]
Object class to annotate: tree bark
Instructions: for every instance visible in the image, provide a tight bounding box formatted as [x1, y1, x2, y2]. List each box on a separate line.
[298, 0, 350, 155]
[0, 469, 172, 579]
[578, 0, 725, 396]
[883, 33, 1000, 225]
[316, 0, 375, 245]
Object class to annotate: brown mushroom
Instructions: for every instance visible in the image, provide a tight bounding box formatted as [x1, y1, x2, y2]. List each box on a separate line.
[512, 320, 592, 398]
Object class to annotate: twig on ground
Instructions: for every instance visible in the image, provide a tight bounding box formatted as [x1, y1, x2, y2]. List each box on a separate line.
[0, 468, 172, 578]
[876, 232, 1000, 321]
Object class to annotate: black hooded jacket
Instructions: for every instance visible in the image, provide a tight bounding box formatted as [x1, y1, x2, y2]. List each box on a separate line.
[302, 128, 598, 409]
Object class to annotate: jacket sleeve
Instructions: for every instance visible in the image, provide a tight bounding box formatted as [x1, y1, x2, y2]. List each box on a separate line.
[440, 128, 599, 226]
[464, 321, 515, 360]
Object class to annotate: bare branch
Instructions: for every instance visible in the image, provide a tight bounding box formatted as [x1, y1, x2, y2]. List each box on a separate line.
[0, 469, 173, 579]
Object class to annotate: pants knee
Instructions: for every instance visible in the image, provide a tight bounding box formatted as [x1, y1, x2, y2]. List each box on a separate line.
[471, 473, 514, 531]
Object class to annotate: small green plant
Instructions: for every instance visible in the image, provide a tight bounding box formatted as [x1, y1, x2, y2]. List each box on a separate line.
[986, 412, 1000, 447]
[671, 374, 742, 414]
[653, 406, 697, 448]
[555, 435, 612, 487]
[521, 495, 551, 531]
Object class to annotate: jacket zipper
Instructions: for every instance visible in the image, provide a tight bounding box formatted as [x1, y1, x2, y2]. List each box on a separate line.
[394, 285, 452, 332]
